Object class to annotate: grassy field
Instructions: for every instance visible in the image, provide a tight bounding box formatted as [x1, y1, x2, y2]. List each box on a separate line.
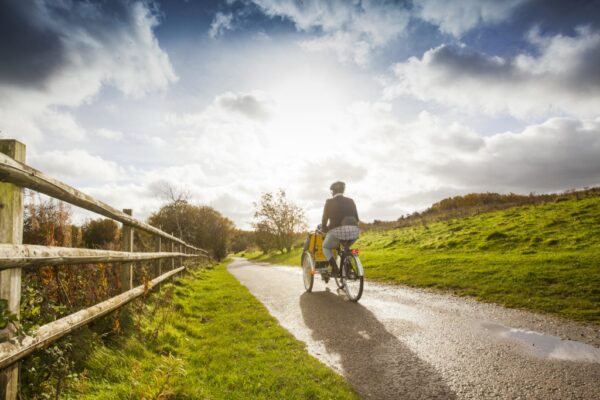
[250, 196, 600, 323]
[70, 261, 358, 399]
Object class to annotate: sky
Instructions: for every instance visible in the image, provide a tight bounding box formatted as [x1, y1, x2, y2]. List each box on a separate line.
[1, 0, 600, 229]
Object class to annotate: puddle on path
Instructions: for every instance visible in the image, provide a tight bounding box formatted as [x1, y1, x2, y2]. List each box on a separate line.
[482, 322, 600, 363]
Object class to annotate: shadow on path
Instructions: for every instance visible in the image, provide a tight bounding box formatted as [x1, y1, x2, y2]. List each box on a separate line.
[300, 290, 455, 400]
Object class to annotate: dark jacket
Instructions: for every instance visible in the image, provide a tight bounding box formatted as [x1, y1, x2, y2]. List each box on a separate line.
[321, 195, 359, 232]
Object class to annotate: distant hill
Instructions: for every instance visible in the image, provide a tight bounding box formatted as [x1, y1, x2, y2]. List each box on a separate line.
[362, 187, 600, 231]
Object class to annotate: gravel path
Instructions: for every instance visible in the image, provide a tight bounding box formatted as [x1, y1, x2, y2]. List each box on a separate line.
[228, 258, 600, 399]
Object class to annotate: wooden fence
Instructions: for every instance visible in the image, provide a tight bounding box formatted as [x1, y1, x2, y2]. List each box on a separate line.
[0, 139, 210, 399]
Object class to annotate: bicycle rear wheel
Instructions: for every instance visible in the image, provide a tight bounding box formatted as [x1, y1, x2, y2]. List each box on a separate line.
[302, 251, 314, 292]
[342, 254, 363, 301]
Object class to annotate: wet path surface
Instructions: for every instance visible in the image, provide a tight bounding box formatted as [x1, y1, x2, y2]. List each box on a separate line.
[228, 258, 600, 399]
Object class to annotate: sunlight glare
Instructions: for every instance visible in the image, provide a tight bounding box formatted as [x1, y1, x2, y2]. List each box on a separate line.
[265, 73, 348, 161]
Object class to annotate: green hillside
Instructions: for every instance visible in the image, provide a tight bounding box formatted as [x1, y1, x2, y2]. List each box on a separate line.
[252, 196, 600, 322]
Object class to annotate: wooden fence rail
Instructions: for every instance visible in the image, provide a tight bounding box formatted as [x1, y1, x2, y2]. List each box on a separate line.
[0, 267, 185, 370]
[0, 244, 198, 269]
[0, 152, 208, 255]
[0, 139, 211, 399]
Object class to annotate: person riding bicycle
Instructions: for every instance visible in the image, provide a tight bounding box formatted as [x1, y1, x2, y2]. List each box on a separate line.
[321, 181, 359, 277]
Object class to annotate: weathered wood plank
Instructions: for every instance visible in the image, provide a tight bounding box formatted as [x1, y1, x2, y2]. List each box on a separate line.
[171, 241, 176, 270]
[0, 153, 209, 255]
[0, 244, 200, 270]
[120, 209, 134, 291]
[0, 266, 185, 370]
[0, 140, 25, 399]
[154, 236, 162, 277]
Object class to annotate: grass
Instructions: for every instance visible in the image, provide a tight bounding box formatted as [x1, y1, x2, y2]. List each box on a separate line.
[69, 261, 358, 399]
[251, 196, 600, 323]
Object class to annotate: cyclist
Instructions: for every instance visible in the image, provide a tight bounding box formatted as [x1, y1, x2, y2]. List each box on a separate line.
[321, 181, 359, 276]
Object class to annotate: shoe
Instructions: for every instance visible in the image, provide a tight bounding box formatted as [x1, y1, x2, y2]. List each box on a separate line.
[328, 257, 340, 277]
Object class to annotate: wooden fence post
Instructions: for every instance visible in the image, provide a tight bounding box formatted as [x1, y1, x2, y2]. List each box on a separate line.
[180, 245, 183, 268]
[0, 140, 25, 400]
[170, 240, 175, 270]
[120, 209, 133, 291]
[154, 236, 161, 277]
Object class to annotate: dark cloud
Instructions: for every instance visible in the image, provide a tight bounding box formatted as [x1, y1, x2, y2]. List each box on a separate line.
[217, 92, 272, 120]
[0, 1, 65, 87]
[513, 0, 600, 34]
[428, 45, 511, 78]
[0, 0, 155, 88]
[569, 33, 600, 90]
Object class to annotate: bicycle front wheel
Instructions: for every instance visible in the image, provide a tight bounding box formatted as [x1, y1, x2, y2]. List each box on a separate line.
[342, 254, 363, 302]
[302, 251, 314, 292]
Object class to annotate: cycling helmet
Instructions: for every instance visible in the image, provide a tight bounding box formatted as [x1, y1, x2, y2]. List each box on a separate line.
[330, 181, 345, 194]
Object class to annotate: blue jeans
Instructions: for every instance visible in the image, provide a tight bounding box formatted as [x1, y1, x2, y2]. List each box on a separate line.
[322, 231, 357, 260]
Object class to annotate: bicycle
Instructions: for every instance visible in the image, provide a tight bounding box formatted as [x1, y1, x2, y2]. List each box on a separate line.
[301, 227, 364, 302]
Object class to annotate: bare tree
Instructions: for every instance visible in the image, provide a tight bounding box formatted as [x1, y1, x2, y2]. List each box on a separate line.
[155, 182, 190, 239]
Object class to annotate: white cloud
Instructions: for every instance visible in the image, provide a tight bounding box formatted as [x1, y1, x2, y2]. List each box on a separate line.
[96, 128, 124, 141]
[244, 0, 527, 63]
[414, 0, 527, 37]
[78, 182, 161, 223]
[385, 27, 600, 119]
[28, 149, 123, 184]
[365, 111, 600, 200]
[209, 12, 234, 38]
[249, 0, 410, 65]
[210, 193, 251, 225]
[165, 91, 274, 126]
[35, 110, 87, 141]
[301, 107, 600, 223]
[51, 1, 178, 99]
[162, 92, 273, 186]
[300, 31, 372, 66]
[27, 92, 600, 229]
